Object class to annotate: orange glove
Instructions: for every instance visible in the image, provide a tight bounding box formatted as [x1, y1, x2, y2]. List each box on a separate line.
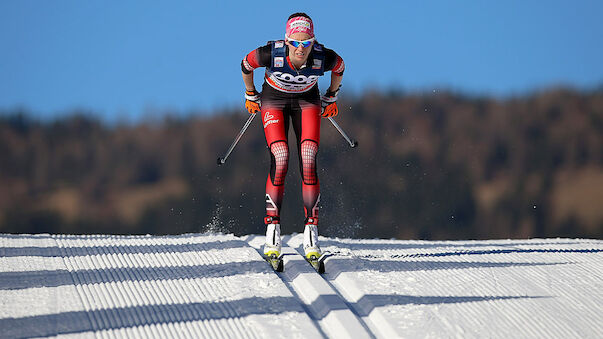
[320, 88, 339, 118]
[245, 90, 261, 114]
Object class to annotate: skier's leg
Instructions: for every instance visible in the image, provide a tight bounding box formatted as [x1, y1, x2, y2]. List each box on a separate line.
[293, 98, 322, 258]
[293, 99, 321, 219]
[262, 102, 289, 256]
[301, 138, 320, 218]
[263, 107, 289, 219]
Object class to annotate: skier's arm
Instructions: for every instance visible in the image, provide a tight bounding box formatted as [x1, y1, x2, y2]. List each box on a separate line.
[326, 49, 345, 92]
[328, 73, 343, 94]
[242, 54, 260, 113]
[322, 49, 345, 117]
[241, 45, 271, 91]
[241, 45, 271, 114]
[242, 72, 260, 114]
[241, 52, 259, 92]
[242, 71, 256, 92]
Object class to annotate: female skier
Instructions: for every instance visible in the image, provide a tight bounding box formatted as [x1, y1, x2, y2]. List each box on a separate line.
[241, 13, 345, 261]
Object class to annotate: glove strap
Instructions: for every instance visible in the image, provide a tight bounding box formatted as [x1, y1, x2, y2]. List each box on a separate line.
[322, 85, 340, 104]
[325, 84, 341, 98]
[325, 89, 339, 98]
[245, 89, 260, 101]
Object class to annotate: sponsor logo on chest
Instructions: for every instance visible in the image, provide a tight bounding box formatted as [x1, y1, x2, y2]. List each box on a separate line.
[312, 59, 322, 69]
[267, 70, 319, 91]
[274, 57, 284, 68]
[270, 71, 318, 85]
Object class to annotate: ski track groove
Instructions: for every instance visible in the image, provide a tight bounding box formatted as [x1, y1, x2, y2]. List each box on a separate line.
[327, 268, 397, 338]
[246, 235, 374, 339]
[57, 236, 99, 334]
[491, 251, 573, 338]
[2, 235, 601, 338]
[244, 239, 329, 338]
[176, 252, 202, 338]
[195, 242, 235, 339]
[51, 235, 267, 338]
[333, 239, 602, 338]
[170, 241, 215, 339]
[193, 240, 260, 339]
[287, 235, 400, 338]
[286, 241, 376, 339]
[162, 247, 197, 339]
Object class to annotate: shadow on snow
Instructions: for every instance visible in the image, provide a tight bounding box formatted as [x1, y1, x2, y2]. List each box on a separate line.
[0, 261, 269, 290]
[0, 239, 248, 258]
[0, 296, 304, 338]
[0, 293, 544, 338]
[319, 239, 600, 253]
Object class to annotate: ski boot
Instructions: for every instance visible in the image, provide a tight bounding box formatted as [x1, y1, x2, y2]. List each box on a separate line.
[264, 216, 283, 271]
[303, 217, 325, 273]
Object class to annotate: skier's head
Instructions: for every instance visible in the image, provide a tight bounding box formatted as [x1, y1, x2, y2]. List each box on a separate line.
[285, 13, 315, 64]
[285, 13, 314, 40]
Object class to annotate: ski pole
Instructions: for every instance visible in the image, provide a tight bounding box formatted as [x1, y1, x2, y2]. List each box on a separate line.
[217, 113, 257, 165]
[328, 117, 358, 148]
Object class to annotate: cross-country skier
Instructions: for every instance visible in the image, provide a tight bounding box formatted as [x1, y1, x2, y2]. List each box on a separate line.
[241, 13, 345, 261]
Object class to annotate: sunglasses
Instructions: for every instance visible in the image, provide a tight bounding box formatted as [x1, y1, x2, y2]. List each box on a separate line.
[286, 37, 315, 48]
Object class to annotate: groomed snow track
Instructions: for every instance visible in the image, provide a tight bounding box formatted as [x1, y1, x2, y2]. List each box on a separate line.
[1, 234, 602, 338]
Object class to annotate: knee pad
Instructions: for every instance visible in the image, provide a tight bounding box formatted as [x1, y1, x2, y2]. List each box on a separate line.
[270, 141, 289, 186]
[300, 140, 318, 185]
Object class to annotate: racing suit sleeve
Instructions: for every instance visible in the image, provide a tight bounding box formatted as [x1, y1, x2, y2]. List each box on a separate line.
[242, 44, 272, 74]
[323, 48, 345, 76]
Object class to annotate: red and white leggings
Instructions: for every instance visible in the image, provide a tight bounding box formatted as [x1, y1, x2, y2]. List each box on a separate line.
[261, 85, 321, 224]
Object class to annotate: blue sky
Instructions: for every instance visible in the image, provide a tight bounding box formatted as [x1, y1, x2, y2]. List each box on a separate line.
[1, 1, 602, 122]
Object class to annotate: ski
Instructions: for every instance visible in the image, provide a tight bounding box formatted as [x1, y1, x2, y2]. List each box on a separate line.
[265, 253, 284, 272]
[305, 252, 330, 274]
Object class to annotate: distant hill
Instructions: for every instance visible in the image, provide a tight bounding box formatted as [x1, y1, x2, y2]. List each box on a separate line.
[1, 87, 602, 239]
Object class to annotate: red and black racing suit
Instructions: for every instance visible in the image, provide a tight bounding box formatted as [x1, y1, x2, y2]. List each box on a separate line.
[242, 41, 345, 225]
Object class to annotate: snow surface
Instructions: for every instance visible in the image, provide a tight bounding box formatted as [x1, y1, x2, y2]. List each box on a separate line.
[1, 233, 601, 338]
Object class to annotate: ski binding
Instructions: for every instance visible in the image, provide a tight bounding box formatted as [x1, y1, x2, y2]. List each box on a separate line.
[305, 252, 329, 274]
[265, 253, 284, 272]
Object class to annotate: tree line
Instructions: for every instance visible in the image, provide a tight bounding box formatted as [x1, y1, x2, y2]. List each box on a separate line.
[1, 87, 602, 239]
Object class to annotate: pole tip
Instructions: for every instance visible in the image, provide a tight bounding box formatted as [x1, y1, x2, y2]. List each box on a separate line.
[217, 157, 224, 165]
[351, 140, 358, 148]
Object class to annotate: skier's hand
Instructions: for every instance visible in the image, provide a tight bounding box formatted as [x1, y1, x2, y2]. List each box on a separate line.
[245, 89, 261, 114]
[320, 88, 339, 118]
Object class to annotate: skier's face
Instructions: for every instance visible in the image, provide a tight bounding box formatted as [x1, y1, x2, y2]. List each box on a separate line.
[286, 32, 314, 65]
